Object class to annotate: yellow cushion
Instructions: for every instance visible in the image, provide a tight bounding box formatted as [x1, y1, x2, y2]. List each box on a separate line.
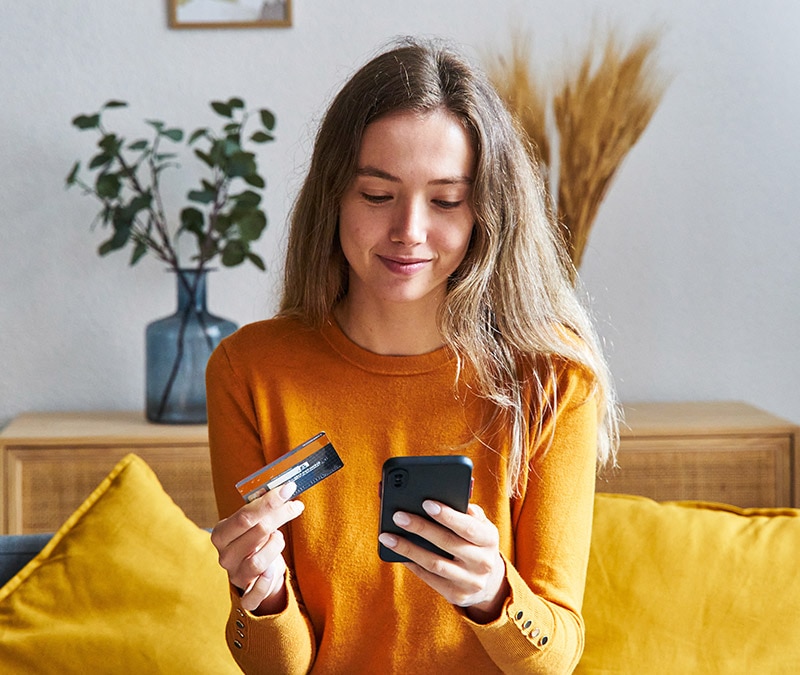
[578, 493, 800, 674]
[0, 454, 239, 674]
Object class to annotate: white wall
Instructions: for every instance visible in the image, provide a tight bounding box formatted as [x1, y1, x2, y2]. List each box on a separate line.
[1, 1, 799, 427]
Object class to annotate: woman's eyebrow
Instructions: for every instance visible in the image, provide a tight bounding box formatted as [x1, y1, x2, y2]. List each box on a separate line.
[356, 165, 473, 185]
[356, 166, 400, 182]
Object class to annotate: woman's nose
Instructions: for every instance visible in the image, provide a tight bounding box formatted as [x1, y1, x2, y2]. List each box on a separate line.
[390, 198, 426, 245]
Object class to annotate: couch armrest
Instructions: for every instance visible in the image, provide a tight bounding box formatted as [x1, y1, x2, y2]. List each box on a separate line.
[0, 534, 53, 587]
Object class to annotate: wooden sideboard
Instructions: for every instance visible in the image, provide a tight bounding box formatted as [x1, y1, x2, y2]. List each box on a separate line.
[1, 401, 798, 533]
[601, 401, 799, 508]
[0, 412, 216, 534]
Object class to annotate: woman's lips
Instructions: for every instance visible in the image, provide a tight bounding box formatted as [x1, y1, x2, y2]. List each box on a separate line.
[379, 255, 430, 275]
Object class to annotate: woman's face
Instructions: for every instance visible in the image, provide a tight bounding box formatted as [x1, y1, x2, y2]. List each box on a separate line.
[338, 109, 475, 315]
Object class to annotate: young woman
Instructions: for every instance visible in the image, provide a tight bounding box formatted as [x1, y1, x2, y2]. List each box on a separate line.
[207, 37, 618, 674]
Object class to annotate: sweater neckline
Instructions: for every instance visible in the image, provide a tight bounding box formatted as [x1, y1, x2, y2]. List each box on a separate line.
[320, 317, 454, 375]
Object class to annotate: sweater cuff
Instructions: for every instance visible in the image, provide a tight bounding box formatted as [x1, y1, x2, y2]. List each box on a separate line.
[460, 555, 554, 656]
[225, 569, 315, 668]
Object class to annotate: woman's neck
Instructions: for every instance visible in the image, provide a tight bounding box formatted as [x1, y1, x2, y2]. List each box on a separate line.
[333, 297, 445, 356]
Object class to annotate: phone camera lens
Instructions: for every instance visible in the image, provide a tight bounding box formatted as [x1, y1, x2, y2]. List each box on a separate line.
[390, 469, 409, 489]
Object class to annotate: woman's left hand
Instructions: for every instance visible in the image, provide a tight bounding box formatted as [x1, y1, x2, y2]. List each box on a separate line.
[378, 501, 510, 622]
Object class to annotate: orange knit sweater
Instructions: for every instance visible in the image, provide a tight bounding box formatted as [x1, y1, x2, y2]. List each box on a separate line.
[206, 316, 598, 674]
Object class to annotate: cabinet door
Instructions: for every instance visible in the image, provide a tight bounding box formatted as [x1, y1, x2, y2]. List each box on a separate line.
[597, 436, 792, 508]
[4, 445, 218, 534]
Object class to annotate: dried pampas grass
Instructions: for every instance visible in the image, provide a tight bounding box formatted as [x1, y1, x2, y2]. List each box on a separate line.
[487, 28, 669, 279]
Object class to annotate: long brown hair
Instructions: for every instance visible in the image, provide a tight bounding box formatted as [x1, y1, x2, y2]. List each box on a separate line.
[280, 37, 619, 494]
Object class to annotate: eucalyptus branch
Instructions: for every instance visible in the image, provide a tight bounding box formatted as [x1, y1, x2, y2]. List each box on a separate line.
[146, 133, 179, 266]
[66, 97, 275, 274]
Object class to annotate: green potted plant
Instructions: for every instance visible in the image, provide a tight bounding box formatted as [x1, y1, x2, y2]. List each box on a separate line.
[66, 97, 276, 424]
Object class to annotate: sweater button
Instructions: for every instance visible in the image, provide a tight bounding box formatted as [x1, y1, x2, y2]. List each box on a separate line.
[523, 620, 532, 630]
[233, 640, 243, 649]
[515, 611, 524, 621]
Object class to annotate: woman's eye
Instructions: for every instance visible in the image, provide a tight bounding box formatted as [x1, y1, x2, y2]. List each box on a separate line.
[362, 193, 391, 204]
[434, 199, 462, 210]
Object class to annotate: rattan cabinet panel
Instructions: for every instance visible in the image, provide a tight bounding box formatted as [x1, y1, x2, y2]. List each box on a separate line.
[0, 412, 216, 534]
[602, 402, 799, 508]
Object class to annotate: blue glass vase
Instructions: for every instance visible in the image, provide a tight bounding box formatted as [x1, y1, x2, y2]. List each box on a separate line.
[145, 269, 237, 424]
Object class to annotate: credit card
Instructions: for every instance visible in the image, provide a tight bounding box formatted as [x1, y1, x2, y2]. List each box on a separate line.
[235, 432, 343, 502]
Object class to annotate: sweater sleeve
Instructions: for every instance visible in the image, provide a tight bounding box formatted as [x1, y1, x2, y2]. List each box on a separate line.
[206, 341, 317, 674]
[462, 363, 599, 674]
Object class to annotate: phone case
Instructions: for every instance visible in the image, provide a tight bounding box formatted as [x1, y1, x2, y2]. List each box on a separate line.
[378, 455, 473, 563]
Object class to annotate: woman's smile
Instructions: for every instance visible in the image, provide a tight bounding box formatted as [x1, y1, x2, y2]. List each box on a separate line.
[378, 254, 431, 275]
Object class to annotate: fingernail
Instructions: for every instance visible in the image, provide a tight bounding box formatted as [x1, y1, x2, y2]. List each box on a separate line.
[393, 512, 411, 527]
[279, 481, 297, 500]
[422, 500, 441, 516]
[379, 533, 398, 548]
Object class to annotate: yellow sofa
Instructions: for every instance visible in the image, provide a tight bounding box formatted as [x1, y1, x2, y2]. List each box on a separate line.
[1, 454, 798, 674]
[580, 493, 800, 674]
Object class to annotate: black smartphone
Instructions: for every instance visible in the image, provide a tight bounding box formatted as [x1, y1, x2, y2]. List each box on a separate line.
[378, 455, 474, 563]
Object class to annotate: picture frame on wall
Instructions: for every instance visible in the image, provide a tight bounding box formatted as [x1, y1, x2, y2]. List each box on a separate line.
[169, 0, 292, 29]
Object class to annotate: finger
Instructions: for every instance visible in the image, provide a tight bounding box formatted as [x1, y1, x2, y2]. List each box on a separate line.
[388, 507, 500, 572]
[389, 508, 482, 558]
[230, 529, 285, 589]
[378, 531, 457, 575]
[382, 513, 481, 578]
[243, 553, 286, 597]
[420, 501, 497, 548]
[212, 481, 303, 549]
[389, 510, 461, 560]
[240, 556, 287, 612]
[381, 535, 483, 602]
[467, 503, 487, 519]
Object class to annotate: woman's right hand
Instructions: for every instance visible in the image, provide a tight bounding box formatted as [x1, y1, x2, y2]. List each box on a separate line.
[211, 481, 305, 614]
